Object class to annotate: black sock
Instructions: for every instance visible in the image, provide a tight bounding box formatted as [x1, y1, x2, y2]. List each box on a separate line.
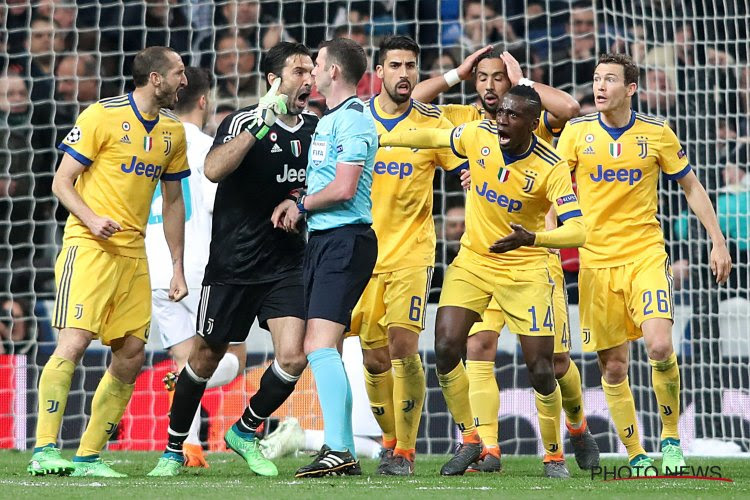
[165, 363, 209, 455]
[235, 360, 299, 434]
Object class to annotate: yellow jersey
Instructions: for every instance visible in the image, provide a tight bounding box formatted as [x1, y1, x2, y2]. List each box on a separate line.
[450, 120, 582, 270]
[367, 97, 466, 273]
[439, 102, 560, 143]
[58, 93, 189, 258]
[556, 111, 690, 268]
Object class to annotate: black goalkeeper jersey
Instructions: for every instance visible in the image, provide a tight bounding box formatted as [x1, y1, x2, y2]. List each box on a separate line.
[203, 107, 318, 285]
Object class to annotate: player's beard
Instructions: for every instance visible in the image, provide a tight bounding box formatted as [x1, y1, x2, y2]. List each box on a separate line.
[479, 92, 500, 115]
[384, 79, 412, 105]
[156, 83, 178, 110]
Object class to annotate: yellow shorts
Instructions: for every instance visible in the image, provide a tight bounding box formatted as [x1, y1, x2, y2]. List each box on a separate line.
[468, 253, 570, 352]
[579, 252, 673, 352]
[438, 252, 554, 337]
[52, 245, 151, 346]
[347, 266, 433, 350]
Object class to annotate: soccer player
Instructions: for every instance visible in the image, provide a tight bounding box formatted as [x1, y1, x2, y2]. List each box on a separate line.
[414, 46, 599, 473]
[272, 38, 378, 478]
[556, 53, 732, 474]
[28, 46, 189, 477]
[145, 67, 246, 468]
[147, 42, 316, 477]
[380, 85, 586, 478]
[345, 35, 466, 476]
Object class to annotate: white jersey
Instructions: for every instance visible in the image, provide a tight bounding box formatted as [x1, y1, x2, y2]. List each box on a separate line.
[146, 122, 216, 290]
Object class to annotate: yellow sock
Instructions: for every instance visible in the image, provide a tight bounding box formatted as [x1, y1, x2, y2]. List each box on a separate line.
[557, 361, 584, 427]
[392, 354, 425, 455]
[535, 384, 563, 459]
[437, 362, 477, 437]
[650, 352, 680, 440]
[466, 360, 499, 447]
[602, 376, 646, 460]
[76, 371, 134, 457]
[363, 366, 396, 443]
[35, 355, 75, 448]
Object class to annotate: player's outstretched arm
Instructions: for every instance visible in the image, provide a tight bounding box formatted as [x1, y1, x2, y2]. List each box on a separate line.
[161, 179, 188, 302]
[380, 128, 452, 149]
[500, 51, 580, 128]
[411, 45, 492, 103]
[490, 217, 585, 254]
[677, 170, 732, 283]
[52, 153, 121, 239]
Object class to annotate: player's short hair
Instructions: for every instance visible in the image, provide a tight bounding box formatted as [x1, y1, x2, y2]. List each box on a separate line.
[597, 53, 639, 86]
[320, 37, 367, 86]
[174, 67, 212, 115]
[261, 42, 312, 83]
[378, 35, 420, 65]
[506, 85, 542, 119]
[474, 46, 505, 70]
[132, 46, 179, 87]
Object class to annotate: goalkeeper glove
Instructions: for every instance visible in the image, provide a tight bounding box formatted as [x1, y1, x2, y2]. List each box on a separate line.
[245, 77, 288, 140]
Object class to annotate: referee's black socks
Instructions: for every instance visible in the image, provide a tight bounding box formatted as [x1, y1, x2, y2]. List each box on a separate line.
[165, 363, 209, 455]
[235, 359, 300, 435]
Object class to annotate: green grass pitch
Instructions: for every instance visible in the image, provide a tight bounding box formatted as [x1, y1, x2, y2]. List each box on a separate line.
[0, 451, 747, 499]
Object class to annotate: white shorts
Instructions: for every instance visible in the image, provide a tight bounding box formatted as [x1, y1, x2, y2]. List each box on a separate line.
[152, 288, 201, 349]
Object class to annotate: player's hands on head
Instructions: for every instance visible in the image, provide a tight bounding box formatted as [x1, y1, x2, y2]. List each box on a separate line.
[490, 223, 535, 253]
[460, 168, 471, 190]
[457, 45, 493, 81]
[86, 215, 121, 240]
[500, 51, 523, 86]
[710, 242, 732, 284]
[168, 271, 188, 302]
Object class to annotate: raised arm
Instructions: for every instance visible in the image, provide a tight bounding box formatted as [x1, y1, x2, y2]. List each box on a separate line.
[500, 51, 580, 128]
[412, 45, 492, 103]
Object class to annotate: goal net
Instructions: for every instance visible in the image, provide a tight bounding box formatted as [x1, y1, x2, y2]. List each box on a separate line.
[1, 0, 747, 456]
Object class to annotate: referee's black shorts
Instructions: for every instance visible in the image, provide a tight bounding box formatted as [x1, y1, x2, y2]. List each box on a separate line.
[303, 223, 377, 329]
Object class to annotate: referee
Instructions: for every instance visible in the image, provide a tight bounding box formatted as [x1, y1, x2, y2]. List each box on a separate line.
[272, 38, 378, 478]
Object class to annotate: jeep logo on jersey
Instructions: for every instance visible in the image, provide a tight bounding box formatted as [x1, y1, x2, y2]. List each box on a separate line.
[373, 161, 413, 179]
[121, 155, 163, 181]
[590, 165, 643, 185]
[276, 164, 306, 183]
[475, 181, 523, 212]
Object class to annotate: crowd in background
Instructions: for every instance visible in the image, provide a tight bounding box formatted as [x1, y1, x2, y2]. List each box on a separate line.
[0, 0, 748, 353]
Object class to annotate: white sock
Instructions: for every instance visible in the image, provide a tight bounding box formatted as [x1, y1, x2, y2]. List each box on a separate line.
[353, 436, 383, 459]
[206, 352, 240, 389]
[185, 406, 202, 445]
[304, 430, 325, 452]
[304, 430, 382, 459]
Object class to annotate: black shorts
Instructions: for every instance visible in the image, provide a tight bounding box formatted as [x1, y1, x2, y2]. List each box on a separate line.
[303, 224, 378, 329]
[196, 273, 304, 345]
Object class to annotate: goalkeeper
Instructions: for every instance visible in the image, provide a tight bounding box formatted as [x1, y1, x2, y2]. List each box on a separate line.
[148, 42, 317, 477]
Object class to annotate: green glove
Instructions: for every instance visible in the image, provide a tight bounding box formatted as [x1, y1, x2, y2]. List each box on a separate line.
[245, 78, 288, 140]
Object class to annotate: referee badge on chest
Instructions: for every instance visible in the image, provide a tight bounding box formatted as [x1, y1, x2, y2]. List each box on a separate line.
[311, 140, 327, 166]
